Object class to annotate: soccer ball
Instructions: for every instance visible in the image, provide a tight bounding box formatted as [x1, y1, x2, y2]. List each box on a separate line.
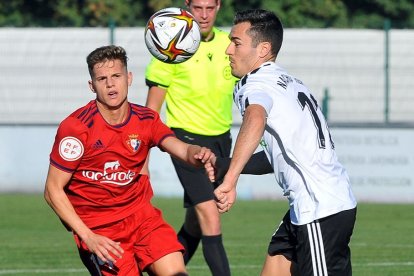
[145, 7, 201, 64]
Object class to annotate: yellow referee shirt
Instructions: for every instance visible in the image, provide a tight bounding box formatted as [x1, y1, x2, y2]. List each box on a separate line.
[145, 27, 238, 136]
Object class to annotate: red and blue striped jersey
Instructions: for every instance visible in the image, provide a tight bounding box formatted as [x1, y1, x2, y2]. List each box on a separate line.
[49, 100, 174, 228]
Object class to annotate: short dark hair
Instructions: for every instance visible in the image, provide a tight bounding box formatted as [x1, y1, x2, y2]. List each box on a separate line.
[234, 9, 283, 57]
[187, 0, 219, 5]
[86, 45, 128, 78]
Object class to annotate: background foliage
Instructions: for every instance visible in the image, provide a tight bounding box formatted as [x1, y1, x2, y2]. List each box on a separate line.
[0, 0, 413, 28]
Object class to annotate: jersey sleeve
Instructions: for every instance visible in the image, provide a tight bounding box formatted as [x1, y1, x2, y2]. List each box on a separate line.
[242, 78, 274, 116]
[49, 117, 88, 173]
[145, 57, 175, 88]
[150, 112, 175, 147]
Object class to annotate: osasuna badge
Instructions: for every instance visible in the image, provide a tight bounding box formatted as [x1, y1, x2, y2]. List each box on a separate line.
[126, 134, 141, 152]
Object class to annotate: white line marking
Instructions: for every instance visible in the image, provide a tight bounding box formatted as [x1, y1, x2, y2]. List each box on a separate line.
[352, 242, 414, 248]
[353, 262, 414, 267]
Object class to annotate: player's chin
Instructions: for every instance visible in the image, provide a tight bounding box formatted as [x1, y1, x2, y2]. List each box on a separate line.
[230, 67, 241, 78]
[103, 97, 126, 110]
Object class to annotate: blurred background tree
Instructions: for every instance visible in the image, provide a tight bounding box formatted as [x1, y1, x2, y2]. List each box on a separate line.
[0, 0, 413, 28]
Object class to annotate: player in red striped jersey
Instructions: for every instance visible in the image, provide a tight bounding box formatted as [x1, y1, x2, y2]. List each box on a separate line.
[44, 45, 214, 276]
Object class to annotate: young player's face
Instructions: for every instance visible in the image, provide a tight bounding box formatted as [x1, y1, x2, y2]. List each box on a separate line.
[89, 59, 132, 110]
[187, 0, 220, 40]
[226, 22, 262, 78]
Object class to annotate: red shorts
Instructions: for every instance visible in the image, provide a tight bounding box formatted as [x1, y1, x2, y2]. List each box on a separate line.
[74, 203, 184, 275]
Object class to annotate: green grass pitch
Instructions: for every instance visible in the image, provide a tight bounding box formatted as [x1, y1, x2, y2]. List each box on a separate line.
[0, 194, 413, 275]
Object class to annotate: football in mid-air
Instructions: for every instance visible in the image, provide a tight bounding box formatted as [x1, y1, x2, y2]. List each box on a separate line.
[144, 7, 201, 64]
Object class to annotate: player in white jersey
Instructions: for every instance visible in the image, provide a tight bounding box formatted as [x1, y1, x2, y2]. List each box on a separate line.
[208, 9, 357, 276]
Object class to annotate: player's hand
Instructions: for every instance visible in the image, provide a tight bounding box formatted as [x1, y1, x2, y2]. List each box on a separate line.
[214, 182, 237, 213]
[193, 147, 216, 165]
[83, 232, 124, 266]
[204, 160, 217, 182]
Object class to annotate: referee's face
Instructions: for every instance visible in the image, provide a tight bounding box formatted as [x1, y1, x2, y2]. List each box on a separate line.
[187, 0, 220, 41]
[226, 22, 262, 78]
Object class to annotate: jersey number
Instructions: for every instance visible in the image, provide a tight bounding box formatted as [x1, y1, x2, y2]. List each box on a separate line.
[297, 92, 334, 149]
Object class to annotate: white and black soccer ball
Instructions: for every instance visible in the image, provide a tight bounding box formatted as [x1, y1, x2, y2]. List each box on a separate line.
[144, 7, 201, 64]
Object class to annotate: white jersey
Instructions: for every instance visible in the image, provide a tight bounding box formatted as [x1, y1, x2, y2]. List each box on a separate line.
[234, 62, 356, 225]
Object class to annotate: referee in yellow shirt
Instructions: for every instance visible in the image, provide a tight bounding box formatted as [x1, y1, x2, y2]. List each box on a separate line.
[145, 1, 237, 275]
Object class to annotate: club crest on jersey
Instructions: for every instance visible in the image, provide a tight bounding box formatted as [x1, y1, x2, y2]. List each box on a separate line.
[223, 66, 232, 80]
[126, 134, 141, 152]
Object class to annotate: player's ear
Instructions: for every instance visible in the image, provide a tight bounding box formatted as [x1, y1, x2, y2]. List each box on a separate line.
[259, 41, 272, 59]
[216, 0, 221, 10]
[88, 80, 96, 93]
[185, 0, 190, 8]
[128, 72, 133, 86]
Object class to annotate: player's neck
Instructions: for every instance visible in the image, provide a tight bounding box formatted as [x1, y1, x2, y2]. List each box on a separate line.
[97, 100, 130, 125]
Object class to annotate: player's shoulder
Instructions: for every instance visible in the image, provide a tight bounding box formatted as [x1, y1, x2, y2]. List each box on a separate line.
[130, 103, 159, 121]
[265, 64, 309, 94]
[235, 63, 287, 93]
[254, 63, 304, 87]
[261, 62, 286, 76]
[238, 63, 275, 86]
[62, 100, 98, 129]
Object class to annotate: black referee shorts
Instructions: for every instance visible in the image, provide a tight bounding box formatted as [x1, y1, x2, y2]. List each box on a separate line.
[170, 128, 232, 208]
[268, 208, 357, 276]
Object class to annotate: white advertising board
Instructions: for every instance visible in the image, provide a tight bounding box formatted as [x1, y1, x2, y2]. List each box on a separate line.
[333, 128, 414, 203]
[0, 126, 413, 203]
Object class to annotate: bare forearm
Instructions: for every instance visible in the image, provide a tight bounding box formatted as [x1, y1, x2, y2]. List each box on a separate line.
[162, 138, 212, 168]
[225, 105, 267, 185]
[45, 185, 92, 239]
